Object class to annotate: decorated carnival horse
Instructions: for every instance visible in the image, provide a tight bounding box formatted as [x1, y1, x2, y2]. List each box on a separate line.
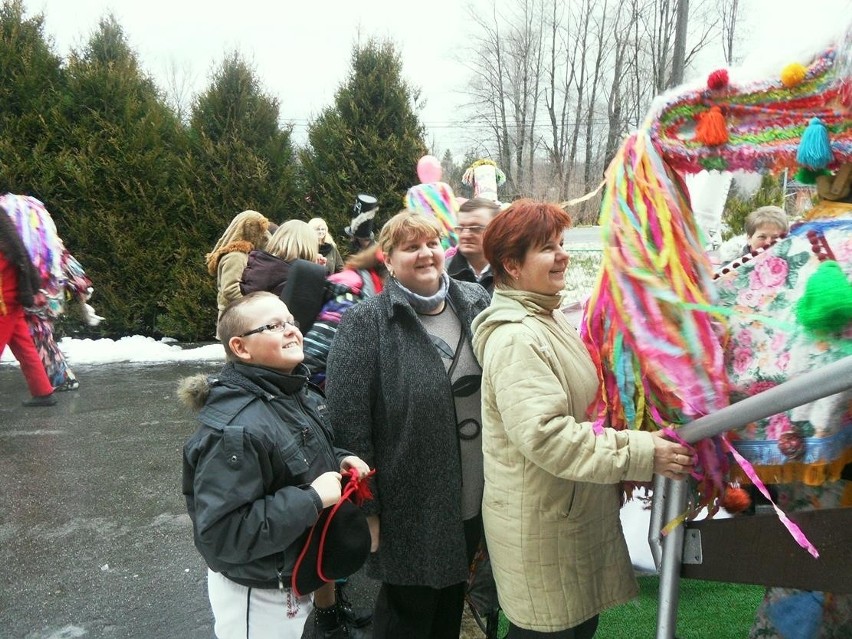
[581, 23, 851, 639]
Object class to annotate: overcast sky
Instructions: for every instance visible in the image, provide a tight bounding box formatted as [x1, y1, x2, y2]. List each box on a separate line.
[26, 0, 852, 157]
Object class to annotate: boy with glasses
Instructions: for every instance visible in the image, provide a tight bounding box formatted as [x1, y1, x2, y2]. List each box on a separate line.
[180, 291, 370, 639]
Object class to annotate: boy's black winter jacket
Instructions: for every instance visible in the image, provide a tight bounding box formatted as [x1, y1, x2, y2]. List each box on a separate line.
[181, 361, 349, 589]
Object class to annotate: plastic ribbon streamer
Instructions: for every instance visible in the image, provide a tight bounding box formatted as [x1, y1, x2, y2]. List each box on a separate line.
[723, 439, 820, 558]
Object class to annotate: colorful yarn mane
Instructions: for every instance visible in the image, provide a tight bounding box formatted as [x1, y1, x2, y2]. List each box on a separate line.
[580, 131, 730, 511]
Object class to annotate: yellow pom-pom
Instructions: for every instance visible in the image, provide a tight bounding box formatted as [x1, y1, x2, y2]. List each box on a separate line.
[781, 62, 807, 87]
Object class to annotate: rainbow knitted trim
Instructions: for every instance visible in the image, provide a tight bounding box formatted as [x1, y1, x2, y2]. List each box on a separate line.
[649, 45, 851, 174]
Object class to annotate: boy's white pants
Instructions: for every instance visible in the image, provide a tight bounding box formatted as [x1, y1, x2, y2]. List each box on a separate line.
[207, 569, 311, 639]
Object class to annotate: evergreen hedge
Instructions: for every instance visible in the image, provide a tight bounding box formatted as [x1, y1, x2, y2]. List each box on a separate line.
[0, 2, 427, 340]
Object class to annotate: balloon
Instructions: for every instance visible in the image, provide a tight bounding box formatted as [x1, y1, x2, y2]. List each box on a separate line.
[416, 155, 442, 183]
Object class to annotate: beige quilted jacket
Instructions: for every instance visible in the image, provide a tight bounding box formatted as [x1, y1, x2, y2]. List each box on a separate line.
[471, 288, 656, 632]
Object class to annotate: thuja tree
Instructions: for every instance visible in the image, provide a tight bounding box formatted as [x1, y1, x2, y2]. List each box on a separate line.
[187, 51, 299, 223]
[45, 15, 188, 337]
[0, 0, 64, 194]
[160, 52, 300, 340]
[300, 38, 427, 245]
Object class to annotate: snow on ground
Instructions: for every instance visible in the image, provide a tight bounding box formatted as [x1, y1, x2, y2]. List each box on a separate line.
[1, 335, 224, 365]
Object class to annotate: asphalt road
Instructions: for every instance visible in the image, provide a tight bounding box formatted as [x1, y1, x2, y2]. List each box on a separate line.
[0, 361, 378, 639]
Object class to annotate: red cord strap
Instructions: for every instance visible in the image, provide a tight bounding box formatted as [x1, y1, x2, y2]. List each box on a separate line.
[291, 468, 375, 596]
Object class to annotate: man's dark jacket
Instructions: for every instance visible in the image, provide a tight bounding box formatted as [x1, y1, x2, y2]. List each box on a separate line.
[447, 251, 494, 296]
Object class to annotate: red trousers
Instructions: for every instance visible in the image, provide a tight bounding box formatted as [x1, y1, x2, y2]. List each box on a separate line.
[0, 308, 54, 397]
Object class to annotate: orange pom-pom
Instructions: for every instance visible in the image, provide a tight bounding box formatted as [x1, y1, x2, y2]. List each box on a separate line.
[781, 62, 807, 87]
[707, 69, 729, 90]
[695, 106, 729, 146]
[721, 486, 751, 513]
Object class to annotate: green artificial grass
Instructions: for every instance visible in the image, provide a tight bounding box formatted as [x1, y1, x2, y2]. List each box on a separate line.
[488, 576, 764, 638]
[482, 575, 765, 639]
[596, 576, 764, 638]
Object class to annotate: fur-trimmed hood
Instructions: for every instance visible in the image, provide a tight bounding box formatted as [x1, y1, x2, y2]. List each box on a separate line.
[205, 240, 255, 276]
[177, 373, 210, 411]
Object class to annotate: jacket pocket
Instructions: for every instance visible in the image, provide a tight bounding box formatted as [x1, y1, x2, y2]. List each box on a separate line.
[538, 481, 577, 521]
[277, 439, 310, 478]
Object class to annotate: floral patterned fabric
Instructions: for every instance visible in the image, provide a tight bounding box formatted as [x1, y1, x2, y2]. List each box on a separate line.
[714, 216, 852, 486]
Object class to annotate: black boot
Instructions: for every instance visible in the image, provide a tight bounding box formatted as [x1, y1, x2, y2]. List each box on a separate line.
[314, 600, 371, 639]
[335, 581, 372, 628]
[22, 393, 57, 407]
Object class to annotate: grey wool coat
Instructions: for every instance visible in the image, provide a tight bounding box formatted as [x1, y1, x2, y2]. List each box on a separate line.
[325, 277, 490, 588]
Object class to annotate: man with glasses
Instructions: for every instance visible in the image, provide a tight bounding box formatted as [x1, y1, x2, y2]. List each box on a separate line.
[447, 197, 501, 296]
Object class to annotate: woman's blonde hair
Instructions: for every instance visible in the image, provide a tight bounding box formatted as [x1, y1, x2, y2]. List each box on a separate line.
[378, 210, 442, 258]
[308, 217, 336, 247]
[205, 210, 269, 275]
[266, 220, 319, 262]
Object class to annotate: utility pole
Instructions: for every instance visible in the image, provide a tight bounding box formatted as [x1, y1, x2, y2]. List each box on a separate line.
[669, 0, 689, 87]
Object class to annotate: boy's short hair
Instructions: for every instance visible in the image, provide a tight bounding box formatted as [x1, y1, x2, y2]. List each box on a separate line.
[218, 292, 279, 361]
[744, 206, 788, 237]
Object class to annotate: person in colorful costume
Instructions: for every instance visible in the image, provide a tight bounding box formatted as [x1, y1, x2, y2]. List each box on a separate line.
[462, 159, 506, 204]
[0, 202, 56, 406]
[2, 193, 100, 392]
[581, 22, 851, 639]
[345, 194, 379, 254]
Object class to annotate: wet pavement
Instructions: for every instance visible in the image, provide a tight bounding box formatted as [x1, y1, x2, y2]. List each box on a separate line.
[0, 361, 378, 639]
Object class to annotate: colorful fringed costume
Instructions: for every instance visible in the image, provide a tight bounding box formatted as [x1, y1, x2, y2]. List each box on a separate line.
[581, 22, 852, 639]
[461, 159, 506, 203]
[405, 182, 460, 249]
[2, 194, 95, 390]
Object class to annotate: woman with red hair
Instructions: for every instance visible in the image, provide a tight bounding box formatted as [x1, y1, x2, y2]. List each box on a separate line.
[471, 200, 694, 638]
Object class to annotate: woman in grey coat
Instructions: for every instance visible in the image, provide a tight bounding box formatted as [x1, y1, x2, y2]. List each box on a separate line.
[326, 210, 490, 639]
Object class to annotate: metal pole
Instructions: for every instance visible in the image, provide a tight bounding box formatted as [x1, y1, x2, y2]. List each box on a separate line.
[678, 355, 852, 445]
[656, 479, 688, 639]
[653, 354, 852, 638]
[648, 474, 667, 570]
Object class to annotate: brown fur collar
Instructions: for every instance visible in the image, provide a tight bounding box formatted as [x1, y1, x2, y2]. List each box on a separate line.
[206, 240, 255, 275]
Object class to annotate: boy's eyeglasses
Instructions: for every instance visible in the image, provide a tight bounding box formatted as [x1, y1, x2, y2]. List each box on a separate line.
[453, 225, 486, 235]
[239, 320, 300, 338]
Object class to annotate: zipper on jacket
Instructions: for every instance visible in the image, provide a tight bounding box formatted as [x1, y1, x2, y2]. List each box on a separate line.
[295, 392, 337, 467]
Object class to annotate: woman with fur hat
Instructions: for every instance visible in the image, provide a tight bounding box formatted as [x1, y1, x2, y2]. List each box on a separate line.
[205, 210, 270, 335]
